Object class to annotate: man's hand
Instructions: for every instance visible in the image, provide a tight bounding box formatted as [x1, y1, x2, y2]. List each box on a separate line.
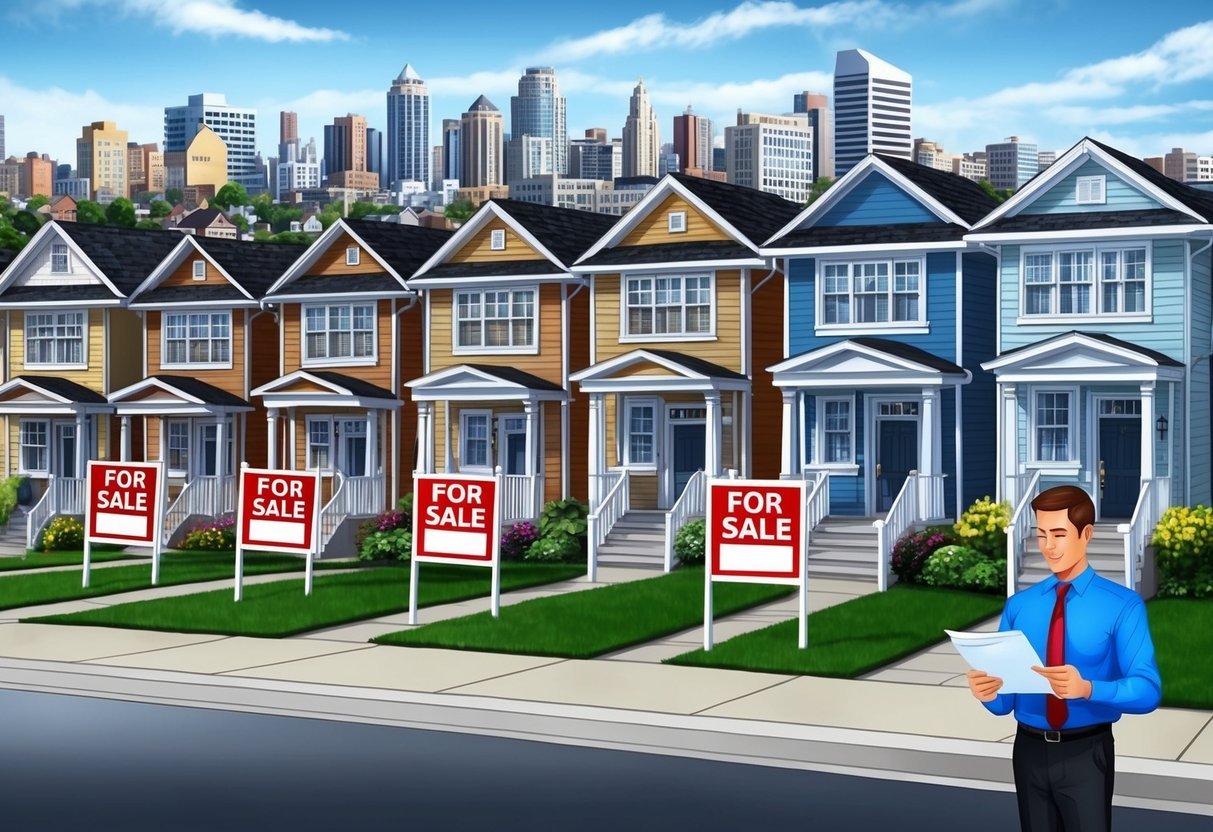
[1032, 664, 1093, 700]
[966, 669, 1004, 702]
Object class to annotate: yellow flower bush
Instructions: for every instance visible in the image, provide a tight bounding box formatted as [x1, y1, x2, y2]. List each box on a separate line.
[953, 496, 1012, 558]
[1151, 505, 1213, 598]
[40, 516, 84, 551]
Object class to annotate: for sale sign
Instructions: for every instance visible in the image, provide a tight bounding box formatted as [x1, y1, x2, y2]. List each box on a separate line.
[238, 468, 321, 554]
[413, 474, 499, 564]
[86, 461, 163, 546]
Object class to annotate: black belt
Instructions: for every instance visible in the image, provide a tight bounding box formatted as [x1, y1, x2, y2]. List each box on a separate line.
[1017, 723, 1112, 744]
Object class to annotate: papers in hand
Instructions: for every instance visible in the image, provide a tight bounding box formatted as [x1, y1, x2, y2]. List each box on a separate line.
[945, 629, 1053, 695]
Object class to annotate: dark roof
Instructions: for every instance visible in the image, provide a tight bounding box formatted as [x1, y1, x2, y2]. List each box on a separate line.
[978, 208, 1196, 234]
[0, 248, 16, 274]
[644, 349, 748, 381]
[666, 173, 803, 244]
[1086, 138, 1213, 222]
[53, 222, 182, 295]
[272, 273, 407, 296]
[338, 219, 452, 280]
[417, 260, 567, 281]
[463, 364, 564, 392]
[481, 199, 618, 266]
[307, 371, 397, 400]
[0, 284, 122, 303]
[875, 155, 1001, 225]
[849, 338, 965, 374]
[149, 375, 251, 407]
[190, 237, 308, 297]
[998, 331, 1182, 367]
[578, 240, 758, 268]
[771, 222, 968, 248]
[176, 209, 230, 230]
[15, 375, 107, 403]
[467, 95, 499, 112]
[132, 283, 251, 305]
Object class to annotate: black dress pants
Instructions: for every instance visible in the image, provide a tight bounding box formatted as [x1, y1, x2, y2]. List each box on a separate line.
[1012, 726, 1115, 831]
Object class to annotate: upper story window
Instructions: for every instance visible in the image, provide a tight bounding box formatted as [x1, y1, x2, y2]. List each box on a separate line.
[819, 258, 923, 327]
[304, 304, 375, 362]
[1021, 244, 1148, 319]
[50, 243, 69, 274]
[624, 274, 712, 338]
[192, 260, 206, 280]
[490, 229, 506, 250]
[1076, 175, 1106, 205]
[455, 289, 536, 350]
[345, 246, 360, 266]
[25, 312, 85, 367]
[164, 312, 231, 366]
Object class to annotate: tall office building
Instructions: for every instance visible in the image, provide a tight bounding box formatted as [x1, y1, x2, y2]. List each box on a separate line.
[278, 137, 321, 196]
[622, 80, 660, 178]
[441, 119, 461, 186]
[793, 91, 833, 181]
[20, 152, 53, 199]
[725, 111, 813, 203]
[1038, 150, 1058, 173]
[833, 49, 911, 176]
[985, 136, 1038, 190]
[568, 138, 621, 181]
[77, 120, 129, 202]
[367, 127, 384, 188]
[507, 67, 567, 183]
[280, 111, 298, 147]
[672, 105, 713, 175]
[164, 93, 257, 187]
[584, 127, 607, 143]
[0, 115, 5, 159]
[386, 64, 431, 187]
[460, 95, 504, 188]
[325, 114, 381, 193]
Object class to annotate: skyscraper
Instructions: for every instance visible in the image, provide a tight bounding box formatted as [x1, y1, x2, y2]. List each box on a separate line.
[442, 119, 461, 186]
[568, 138, 621, 181]
[325, 114, 380, 193]
[833, 49, 911, 176]
[163, 93, 258, 188]
[77, 120, 129, 202]
[508, 67, 567, 184]
[386, 64, 431, 187]
[672, 105, 713, 175]
[280, 111, 298, 147]
[622, 80, 660, 178]
[0, 115, 5, 160]
[460, 95, 504, 188]
[793, 91, 833, 181]
[725, 111, 813, 202]
[985, 136, 1038, 190]
[367, 127, 384, 189]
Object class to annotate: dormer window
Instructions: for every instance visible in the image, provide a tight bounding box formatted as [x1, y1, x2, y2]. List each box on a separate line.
[668, 211, 687, 233]
[192, 261, 206, 280]
[490, 229, 506, 251]
[1076, 175, 1106, 205]
[51, 243, 69, 274]
[345, 246, 360, 266]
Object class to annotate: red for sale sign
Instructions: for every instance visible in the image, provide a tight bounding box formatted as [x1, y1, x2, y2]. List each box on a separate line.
[707, 479, 807, 585]
[87, 461, 163, 545]
[413, 474, 499, 564]
[238, 468, 321, 554]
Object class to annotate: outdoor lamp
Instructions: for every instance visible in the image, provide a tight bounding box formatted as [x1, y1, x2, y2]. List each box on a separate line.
[1157, 415, 1168, 441]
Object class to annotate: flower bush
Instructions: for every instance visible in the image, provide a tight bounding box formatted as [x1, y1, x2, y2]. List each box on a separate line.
[40, 515, 84, 551]
[357, 528, 412, 562]
[1151, 505, 1213, 598]
[891, 526, 957, 584]
[525, 531, 582, 562]
[922, 544, 1005, 593]
[180, 515, 236, 551]
[675, 519, 706, 566]
[953, 496, 1012, 558]
[501, 522, 540, 561]
[355, 497, 413, 550]
[0, 475, 25, 526]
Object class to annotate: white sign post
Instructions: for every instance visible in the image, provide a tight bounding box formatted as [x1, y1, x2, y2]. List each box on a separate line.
[83, 461, 165, 589]
[235, 466, 322, 601]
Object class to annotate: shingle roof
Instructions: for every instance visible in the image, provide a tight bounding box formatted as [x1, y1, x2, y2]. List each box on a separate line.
[132, 284, 251, 305]
[341, 218, 452, 280]
[997, 330, 1182, 367]
[273, 273, 406, 296]
[54, 222, 182, 295]
[0, 284, 122, 304]
[977, 208, 1196, 234]
[307, 371, 398, 400]
[578, 240, 758, 268]
[191, 237, 308, 297]
[875, 155, 1001, 225]
[644, 349, 749, 381]
[482, 199, 618, 266]
[15, 375, 107, 403]
[176, 209, 230, 230]
[771, 222, 968, 248]
[849, 338, 966, 374]
[417, 260, 567, 280]
[463, 364, 564, 392]
[1086, 138, 1213, 222]
[150, 375, 251, 407]
[667, 174, 803, 243]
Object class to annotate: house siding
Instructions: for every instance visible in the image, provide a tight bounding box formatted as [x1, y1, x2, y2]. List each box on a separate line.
[750, 268, 785, 479]
[815, 173, 941, 227]
[1018, 159, 1161, 215]
[446, 220, 546, 264]
[620, 194, 728, 247]
[1191, 241, 1212, 503]
[961, 252, 998, 505]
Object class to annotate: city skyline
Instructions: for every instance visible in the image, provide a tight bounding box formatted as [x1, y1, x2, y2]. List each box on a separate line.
[1, 1, 1212, 172]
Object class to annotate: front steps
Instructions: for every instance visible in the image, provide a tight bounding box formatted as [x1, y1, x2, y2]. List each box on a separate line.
[807, 517, 883, 581]
[596, 510, 672, 570]
[1015, 522, 1132, 587]
[0, 507, 31, 555]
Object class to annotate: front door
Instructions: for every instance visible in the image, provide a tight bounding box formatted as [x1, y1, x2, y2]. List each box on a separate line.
[1099, 417, 1142, 518]
[876, 420, 918, 512]
[671, 423, 706, 503]
[337, 419, 368, 477]
[54, 423, 77, 479]
[498, 415, 527, 475]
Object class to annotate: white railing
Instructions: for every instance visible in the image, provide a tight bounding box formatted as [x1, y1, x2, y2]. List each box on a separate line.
[587, 469, 630, 582]
[873, 471, 920, 592]
[804, 470, 830, 538]
[589, 470, 623, 510]
[320, 470, 387, 544]
[501, 473, 545, 522]
[1117, 477, 1170, 593]
[162, 475, 237, 544]
[25, 476, 86, 550]
[664, 470, 706, 572]
[1004, 468, 1042, 597]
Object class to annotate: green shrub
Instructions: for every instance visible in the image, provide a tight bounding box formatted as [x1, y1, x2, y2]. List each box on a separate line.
[0, 475, 24, 525]
[358, 528, 412, 562]
[40, 515, 84, 551]
[922, 544, 1004, 593]
[180, 516, 236, 551]
[891, 526, 956, 584]
[675, 519, 706, 565]
[397, 492, 413, 517]
[538, 498, 589, 540]
[953, 496, 1011, 558]
[1152, 505, 1213, 598]
[525, 532, 582, 563]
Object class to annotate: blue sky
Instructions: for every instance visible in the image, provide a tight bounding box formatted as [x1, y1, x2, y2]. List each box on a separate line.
[2, 0, 1212, 171]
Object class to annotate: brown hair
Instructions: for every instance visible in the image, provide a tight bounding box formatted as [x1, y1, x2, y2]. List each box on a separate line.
[1030, 485, 1095, 535]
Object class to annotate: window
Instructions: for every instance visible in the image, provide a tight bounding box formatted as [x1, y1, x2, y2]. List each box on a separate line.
[455, 289, 535, 349]
[1022, 246, 1148, 317]
[51, 243, 69, 274]
[167, 420, 190, 475]
[1034, 391, 1072, 462]
[490, 229, 506, 250]
[667, 211, 687, 233]
[461, 412, 490, 469]
[164, 312, 231, 365]
[1100, 249, 1146, 314]
[307, 419, 330, 469]
[192, 260, 206, 280]
[20, 420, 48, 473]
[820, 398, 854, 464]
[626, 401, 656, 465]
[1076, 175, 1106, 205]
[345, 246, 360, 266]
[818, 259, 923, 326]
[625, 274, 712, 337]
[304, 304, 375, 361]
[25, 312, 85, 366]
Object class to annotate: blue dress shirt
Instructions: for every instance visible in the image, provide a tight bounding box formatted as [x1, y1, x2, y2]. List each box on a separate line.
[982, 564, 1162, 729]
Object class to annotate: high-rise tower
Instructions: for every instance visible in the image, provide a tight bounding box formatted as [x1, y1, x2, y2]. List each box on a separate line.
[460, 96, 504, 188]
[833, 49, 911, 176]
[387, 63, 431, 187]
[622, 80, 660, 178]
[673, 105, 714, 175]
[507, 67, 566, 183]
[793, 91, 833, 181]
[164, 93, 258, 188]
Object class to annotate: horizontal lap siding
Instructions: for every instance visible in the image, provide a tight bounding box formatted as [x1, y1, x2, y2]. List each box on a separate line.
[311, 232, 378, 276]
[7, 309, 106, 391]
[620, 195, 729, 246]
[1020, 159, 1160, 215]
[1191, 242, 1212, 504]
[750, 270, 784, 478]
[816, 174, 940, 226]
[447, 220, 546, 263]
[280, 300, 394, 389]
[961, 252, 998, 506]
[569, 287, 590, 502]
[146, 310, 246, 393]
[544, 402, 561, 503]
[163, 255, 231, 287]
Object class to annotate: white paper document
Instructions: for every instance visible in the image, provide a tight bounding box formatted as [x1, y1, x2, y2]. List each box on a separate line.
[945, 629, 1053, 695]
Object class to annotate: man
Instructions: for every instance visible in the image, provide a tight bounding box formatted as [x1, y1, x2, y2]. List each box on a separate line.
[966, 485, 1161, 831]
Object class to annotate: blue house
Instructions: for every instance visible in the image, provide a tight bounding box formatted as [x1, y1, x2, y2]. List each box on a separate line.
[761, 154, 1001, 523]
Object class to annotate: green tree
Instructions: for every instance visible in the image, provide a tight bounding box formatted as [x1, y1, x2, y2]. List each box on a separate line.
[977, 179, 1013, 203]
[76, 200, 106, 224]
[25, 195, 50, 212]
[149, 200, 172, 219]
[105, 197, 137, 228]
[212, 182, 250, 210]
[11, 211, 42, 236]
[135, 219, 163, 231]
[317, 206, 342, 229]
[230, 213, 250, 234]
[804, 176, 835, 206]
[0, 224, 26, 250]
[165, 188, 184, 206]
[268, 231, 314, 245]
[443, 198, 476, 223]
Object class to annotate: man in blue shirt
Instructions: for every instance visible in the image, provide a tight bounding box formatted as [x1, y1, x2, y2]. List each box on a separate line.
[966, 485, 1161, 831]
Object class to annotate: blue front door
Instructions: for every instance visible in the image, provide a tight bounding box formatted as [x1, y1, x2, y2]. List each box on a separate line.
[671, 423, 706, 502]
[877, 420, 918, 513]
[1099, 417, 1141, 518]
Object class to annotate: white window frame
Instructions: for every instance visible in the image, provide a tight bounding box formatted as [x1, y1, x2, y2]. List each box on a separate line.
[345, 246, 360, 266]
[1018, 242, 1151, 324]
[490, 228, 506, 251]
[815, 396, 856, 468]
[305, 417, 332, 470]
[667, 211, 687, 233]
[814, 256, 929, 335]
[50, 243, 69, 274]
[620, 272, 716, 342]
[1028, 386, 1080, 471]
[162, 311, 233, 369]
[192, 260, 206, 280]
[301, 303, 377, 366]
[460, 409, 493, 472]
[1076, 175, 1106, 205]
[166, 419, 190, 477]
[18, 419, 49, 476]
[623, 398, 659, 469]
[452, 287, 539, 354]
[23, 311, 87, 369]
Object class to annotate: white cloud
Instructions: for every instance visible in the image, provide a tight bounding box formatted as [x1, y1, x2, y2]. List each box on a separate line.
[37, 0, 349, 42]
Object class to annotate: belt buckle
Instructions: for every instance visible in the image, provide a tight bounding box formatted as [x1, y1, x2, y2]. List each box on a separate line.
[1044, 730, 1061, 743]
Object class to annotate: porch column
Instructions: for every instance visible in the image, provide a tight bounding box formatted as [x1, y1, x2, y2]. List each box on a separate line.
[920, 387, 940, 520]
[524, 399, 537, 516]
[443, 402, 453, 473]
[367, 409, 380, 475]
[119, 415, 131, 462]
[158, 416, 168, 465]
[266, 408, 279, 468]
[75, 411, 87, 475]
[1140, 382, 1155, 482]
[214, 418, 226, 477]
[705, 391, 722, 477]
[1001, 384, 1018, 504]
[588, 393, 605, 505]
[415, 401, 432, 475]
[780, 390, 798, 478]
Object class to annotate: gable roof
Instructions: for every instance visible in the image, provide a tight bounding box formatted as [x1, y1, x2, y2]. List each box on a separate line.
[129, 235, 309, 306]
[190, 237, 307, 298]
[176, 208, 231, 230]
[1086, 139, 1213, 221]
[993, 330, 1182, 367]
[10, 374, 108, 403]
[875, 156, 1000, 225]
[108, 375, 252, 409]
[485, 199, 617, 265]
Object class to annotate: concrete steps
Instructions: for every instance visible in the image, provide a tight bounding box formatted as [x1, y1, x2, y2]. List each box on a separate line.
[807, 517, 882, 581]
[597, 510, 672, 570]
[0, 508, 31, 555]
[1016, 523, 1131, 587]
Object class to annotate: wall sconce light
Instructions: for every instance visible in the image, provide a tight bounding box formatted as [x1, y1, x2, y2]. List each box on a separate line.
[1156, 415, 1168, 441]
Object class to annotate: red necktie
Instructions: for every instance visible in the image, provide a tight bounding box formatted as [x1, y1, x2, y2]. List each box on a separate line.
[1046, 582, 1071, 730]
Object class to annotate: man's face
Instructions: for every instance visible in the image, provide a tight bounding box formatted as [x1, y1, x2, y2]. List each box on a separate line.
[1035, 507, 1091, 578]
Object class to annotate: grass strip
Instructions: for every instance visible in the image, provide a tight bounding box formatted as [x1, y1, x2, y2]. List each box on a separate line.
[26, 563, 584, 637]
[0, 549, 140, 571]
[666, 585, 1004, 677]
[1146, 598, 1213, 710]
[373, 566, 795, 659]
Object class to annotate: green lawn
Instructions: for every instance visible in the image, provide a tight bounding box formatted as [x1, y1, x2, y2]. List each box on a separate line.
[666, 585, 1005, 677]
[26, 563, 584, 637]
[1147, 598, 1213, 709]
[0, 549, 140, 571]
[373, 566, 795, 659]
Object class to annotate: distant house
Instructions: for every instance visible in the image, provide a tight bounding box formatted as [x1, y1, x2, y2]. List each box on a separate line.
[44, 195, 78, 223]
[290, 211, 323, 234]
[175, 208, 238, 239]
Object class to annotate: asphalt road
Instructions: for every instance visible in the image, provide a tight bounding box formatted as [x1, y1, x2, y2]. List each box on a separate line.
[0, 689, 1206, 831]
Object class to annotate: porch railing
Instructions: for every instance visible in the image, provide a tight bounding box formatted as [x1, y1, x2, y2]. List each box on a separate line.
[26, 476, 87, 550]
[587, 469, 629, 582]
[804, 470, 830, 538]
[873, 472, 919, 592]
[1004, 468, 1042, 597]
[664, 469, 706, 572]
[588, 471, 623, 511]
[320, 469, 386, 545]
[501, 473, 545, 522]
[1117, 477, 1170, 593]
[162, 476, 237, 544]
[1005, 471, 1039, 509]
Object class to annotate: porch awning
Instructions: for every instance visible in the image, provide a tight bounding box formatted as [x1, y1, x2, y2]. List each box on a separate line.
[768, 338, 970, 388]
[571, 349, 750, 394]
[406, 364, 567, 402]
[981, 331, 1185, 383]
[108, 375, 253, 416]
[251, 370, 400, 409]
[0, 375, 113, 415]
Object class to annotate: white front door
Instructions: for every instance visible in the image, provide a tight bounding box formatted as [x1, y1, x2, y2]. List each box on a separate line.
[337, 419, 368, 477]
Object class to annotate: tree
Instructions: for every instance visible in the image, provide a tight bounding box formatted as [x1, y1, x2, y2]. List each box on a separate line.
[135, 219, 163, 231]
[165, 188, 184, 207]
[267, 231, 314, 245]
[977, 179, 1013, 203]
[11, 211, 42, 236]
[212, 182, 250, 210]
[77, 200, 106, 224]
[230, 214, 250, 234]
[443, 198, 476, 223]
[804, 177, 835, 206]
[105, 197, 137, 228]
[0, 223, 26, 251]
[25, 195, 50, 212]
[149, 200, 172, 219]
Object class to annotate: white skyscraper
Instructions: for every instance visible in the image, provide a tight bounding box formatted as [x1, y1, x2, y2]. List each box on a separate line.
[386, 64, 431, 187]
[164, 92, 258, 188]
[622, 80, 660, 178]
[725, 112, 813, 203]
[833, 49, 912, 177]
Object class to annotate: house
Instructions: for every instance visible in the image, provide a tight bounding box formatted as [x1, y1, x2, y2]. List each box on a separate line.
[45, 194, 78, 223]
[405, 199, 616, 521]
[0, 222, 179, 546]
[109, 235, 307, 543]
[175, 208, 238, 239]
[253, 218, 451, 554]
[290, 212, 323, 234]
[761, 154, 1001, 522]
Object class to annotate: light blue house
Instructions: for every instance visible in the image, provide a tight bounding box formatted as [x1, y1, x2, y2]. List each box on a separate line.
[761, 154, 1001, 523]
